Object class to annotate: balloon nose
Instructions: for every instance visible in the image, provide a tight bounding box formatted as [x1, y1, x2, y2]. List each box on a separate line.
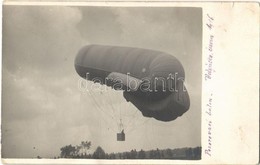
[74, 45, 92, 66]
[74, 45, 93, 79]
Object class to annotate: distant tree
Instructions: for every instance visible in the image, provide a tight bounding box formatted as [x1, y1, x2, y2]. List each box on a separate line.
[161, 151, 165, 159]
[155, 148, 161, 159]
[93, 146, 106, 159]
[86, 154, 92, 159]
[138, 149, 146, 159]
[118, 153, 122, 159]
[149, 149, 156, 159]
[60, 145, 76, 158]
[80, 141, 91, 155]
[75, 145, 81, 156]
[166, 149, 173, 158]
[185, 147, 193, 159]
[193, 147, 201, 159]
[110, 152, 116, 159]
[130, 149, 137, 159]
[122, 152, 127, 159]
[105, 153, 109, 159]
[127, 152, 132, 159]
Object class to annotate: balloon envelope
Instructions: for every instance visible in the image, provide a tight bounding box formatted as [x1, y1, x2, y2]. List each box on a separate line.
[75, 45, 190, 121]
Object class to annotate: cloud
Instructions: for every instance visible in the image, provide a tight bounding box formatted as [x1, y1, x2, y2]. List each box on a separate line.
[76, 7, 123, 45]
[2, 5, 93, 158]
[76, 7, 202, 87]
[112, 7, 202, 87]
[2, 6, 202, 158]
[3, 6, 84, 75]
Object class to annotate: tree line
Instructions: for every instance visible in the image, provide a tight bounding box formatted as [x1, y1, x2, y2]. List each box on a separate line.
[59, 140, 201, 160]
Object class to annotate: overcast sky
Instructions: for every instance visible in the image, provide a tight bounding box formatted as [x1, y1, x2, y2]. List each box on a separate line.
[2, 6, 202, 158]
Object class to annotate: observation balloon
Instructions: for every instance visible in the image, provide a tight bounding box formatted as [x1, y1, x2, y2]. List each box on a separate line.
[75, 45, 190, 122]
